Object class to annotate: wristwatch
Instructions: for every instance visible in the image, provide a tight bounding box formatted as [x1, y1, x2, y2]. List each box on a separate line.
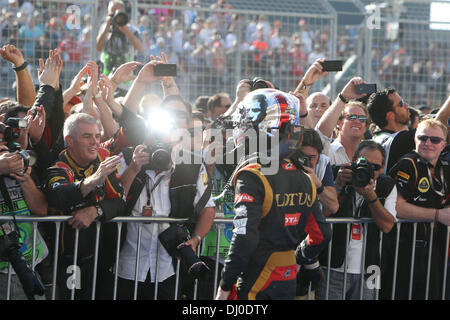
[338, 93, 349, 104]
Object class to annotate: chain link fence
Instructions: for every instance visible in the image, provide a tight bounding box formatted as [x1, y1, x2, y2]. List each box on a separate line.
[135, 0, 337, 102]
[0, 0, 100, 98]
[1, 1, 449, 108]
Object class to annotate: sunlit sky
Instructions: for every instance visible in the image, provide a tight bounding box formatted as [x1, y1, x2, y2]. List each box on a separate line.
[430, 1, 450, 30]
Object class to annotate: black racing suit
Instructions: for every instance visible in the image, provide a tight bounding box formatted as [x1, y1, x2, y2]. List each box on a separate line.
[45, 148, 125, 299]
[383, 151, 450, 300]
[219, 158, 331, 300]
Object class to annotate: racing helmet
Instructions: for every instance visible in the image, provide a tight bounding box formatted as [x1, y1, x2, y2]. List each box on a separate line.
[232, 88, 302, 158]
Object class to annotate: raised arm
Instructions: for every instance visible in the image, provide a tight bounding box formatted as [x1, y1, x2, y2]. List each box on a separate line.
[436, 95, 450, 128]
[0, 44, 36, 107]
[316, 77, 366, 138]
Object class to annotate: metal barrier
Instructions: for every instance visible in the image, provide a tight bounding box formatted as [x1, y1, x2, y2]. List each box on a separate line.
[1, 215, 448, 300]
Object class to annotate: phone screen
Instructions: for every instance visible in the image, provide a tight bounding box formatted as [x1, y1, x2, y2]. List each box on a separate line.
[320, 60, 343, 72]
[154, 64, 177, 77]
[355, 83, 377, 94]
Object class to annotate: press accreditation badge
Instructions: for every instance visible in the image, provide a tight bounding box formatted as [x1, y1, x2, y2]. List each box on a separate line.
[142, 205, 153, 217]
[351, 223, 361, 241]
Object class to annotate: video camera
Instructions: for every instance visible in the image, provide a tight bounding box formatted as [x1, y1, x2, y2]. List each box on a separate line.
[0, 118, 36, 173]
[0, 220, 46, 300]
[158, 224, 210, 279]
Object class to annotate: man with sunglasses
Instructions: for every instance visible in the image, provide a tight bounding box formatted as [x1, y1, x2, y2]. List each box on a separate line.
[315, 140, 397, 300]
[315, 77, 369, 167]
[387, 118, 449, 300]
[367, 88, 415, 174]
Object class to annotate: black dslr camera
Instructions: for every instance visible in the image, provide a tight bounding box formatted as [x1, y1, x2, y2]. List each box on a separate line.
[1, 118, 36, 173]
[247, 77, 270, 91]
[0, 220, 45, 299]
[350, 157, 374, 188]
[112, 9, 128, 27]
[158, 224, 210, 279]
[142, 142, 172, 171]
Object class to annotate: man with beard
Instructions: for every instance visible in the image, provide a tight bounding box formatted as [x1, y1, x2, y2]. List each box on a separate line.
[367, 88, 415, 174]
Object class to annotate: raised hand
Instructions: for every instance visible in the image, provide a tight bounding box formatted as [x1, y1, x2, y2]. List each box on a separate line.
[135, 56, 164, 84]
[89, 155, 122, 187]
[0, 44, 25, 67]
[110, 61, 142, 86]
[340, 77, 367, 101]
[26, 105, 46, 143]
[302, 59, 328, 87]
[38, 50, 61, 88]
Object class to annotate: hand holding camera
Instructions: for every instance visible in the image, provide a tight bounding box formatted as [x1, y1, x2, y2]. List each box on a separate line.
[129, 144, 150, 173]
[158, 224, 210, 279]
[340, 77, 369, 101]
[0, 149, 24, 176]
[334, 162, 353, 189]
[335, 158, 378, 190]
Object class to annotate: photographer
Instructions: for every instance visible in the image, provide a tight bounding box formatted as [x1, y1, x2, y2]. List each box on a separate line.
[0, 122, 48, 300]
[115, 94, 215, 300]
[299, 128, 338, 216]
[316, 140, 396, 300]
[45, 113, 126, 300]
[96, 0, 142, 76]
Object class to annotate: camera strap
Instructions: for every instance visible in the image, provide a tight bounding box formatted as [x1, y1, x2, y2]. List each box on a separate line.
[144, 174, 165, 206]
[0, 176, 14, 213]
[0, 176, 21, 236]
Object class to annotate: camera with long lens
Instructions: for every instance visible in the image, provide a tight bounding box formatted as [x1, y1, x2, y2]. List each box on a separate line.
[0, 220, 46, 299]
[350, 157, 374, 188]
[158, 224, 210, 279]
[112, 9, 128, 27]
[142, 142, 172, 171]
[247, 77, 269, 91]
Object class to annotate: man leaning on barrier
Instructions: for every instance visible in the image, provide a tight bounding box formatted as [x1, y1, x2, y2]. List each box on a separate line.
[316, 140, 397, 300]
[387, 118, 449, 300]
[45, 113, 126, 300]
[0, 122, 48, 300]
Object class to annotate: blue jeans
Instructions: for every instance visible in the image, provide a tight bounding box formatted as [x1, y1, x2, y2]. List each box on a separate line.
[315, 267, 377, 300]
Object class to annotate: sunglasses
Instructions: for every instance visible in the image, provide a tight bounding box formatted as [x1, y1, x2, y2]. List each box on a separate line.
[346, 114, 367, 123]
[417, 135, 443, 144]
[396, 99, 407, 108]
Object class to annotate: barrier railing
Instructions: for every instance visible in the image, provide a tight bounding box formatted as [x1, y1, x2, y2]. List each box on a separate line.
[0, 215, 448, 300]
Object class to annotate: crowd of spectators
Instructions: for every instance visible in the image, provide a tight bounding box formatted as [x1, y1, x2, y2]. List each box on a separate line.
[1, 0, 449, 108]
[0, 0, 449, 301]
